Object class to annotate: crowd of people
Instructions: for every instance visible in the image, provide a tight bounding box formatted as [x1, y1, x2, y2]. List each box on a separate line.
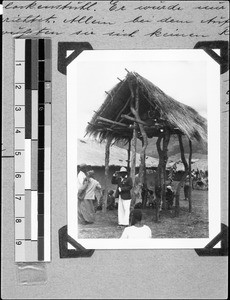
[77, 164, 152, 238]
[77, 164, 207, 238]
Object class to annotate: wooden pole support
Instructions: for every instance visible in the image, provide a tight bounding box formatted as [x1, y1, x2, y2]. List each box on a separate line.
[130, 126, 137, 209]
[103, 136, 113, 213]
[175, 135, 189, 217]
[188, 139, 192, 212]
[127, 139, 131, 171]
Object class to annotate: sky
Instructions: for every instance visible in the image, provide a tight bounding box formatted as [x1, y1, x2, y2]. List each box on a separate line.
[67, 49, 218, 139]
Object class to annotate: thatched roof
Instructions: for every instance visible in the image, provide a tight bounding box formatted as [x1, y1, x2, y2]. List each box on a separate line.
[86, 72, 207, 143]
[77, 139, 158, 168]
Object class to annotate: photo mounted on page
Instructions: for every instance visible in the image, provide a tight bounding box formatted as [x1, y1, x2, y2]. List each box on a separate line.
[67, 49, 220, 249]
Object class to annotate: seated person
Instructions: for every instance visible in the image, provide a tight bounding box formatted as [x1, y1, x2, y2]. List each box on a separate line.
[146, 190, 156, 208]
[166, 185, 174, 210]
[134, 202, 143, 209]
[120, 209, 152, 239]
[107, 190, 116, 210]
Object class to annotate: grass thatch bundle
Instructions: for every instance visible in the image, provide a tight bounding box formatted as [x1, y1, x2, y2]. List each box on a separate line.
[86, 72, 207, 144]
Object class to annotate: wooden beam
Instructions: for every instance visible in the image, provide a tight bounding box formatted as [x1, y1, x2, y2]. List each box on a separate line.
[87, 122, 100, 127]
[130, 81, 149, 210]
[97, 127, 113, 132]
[130, 125, 137, 209]
[121, 114, 149, 126]
[130, 110, 148, 188]
[141, 138, 147, 208]
[127, 139, 131, 171]
[175, 134, 189, 217]
[96, 116, 128, 128]
[128, 78, 137, 209]
[188, 139, 192, 212]
[113, 97, 131, 124]
[103, 136, 113, 213]
[155, 136, 163, 222]
[121, 115, 183, 136]
[105, 91, 111, 96]
[162, 131, 171, 210]
[97, 123, 132, 134]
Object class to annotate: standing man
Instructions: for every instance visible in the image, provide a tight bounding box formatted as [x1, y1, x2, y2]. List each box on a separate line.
[112, 167, 133, 228]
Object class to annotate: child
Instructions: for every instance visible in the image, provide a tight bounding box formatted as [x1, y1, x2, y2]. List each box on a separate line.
[107, 190, 115, 210]
[147, 190, 156, 209]
[120, 209, 152, 239]
[166, 185, 174, 210]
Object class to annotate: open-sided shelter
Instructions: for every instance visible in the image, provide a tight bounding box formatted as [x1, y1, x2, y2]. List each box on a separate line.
[86, 71, 207, 217]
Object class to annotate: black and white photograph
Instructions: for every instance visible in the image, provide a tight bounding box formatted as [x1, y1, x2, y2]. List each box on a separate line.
[1, 0, 229, 298]
[67, 49, 220, 249]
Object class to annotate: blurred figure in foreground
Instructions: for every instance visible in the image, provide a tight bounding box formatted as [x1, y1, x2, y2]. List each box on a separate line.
[120, 209, 152, 239]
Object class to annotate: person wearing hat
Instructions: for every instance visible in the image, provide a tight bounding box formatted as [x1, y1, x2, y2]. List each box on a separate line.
[120, 209, 152, 239]
[111, 167, 133, 228]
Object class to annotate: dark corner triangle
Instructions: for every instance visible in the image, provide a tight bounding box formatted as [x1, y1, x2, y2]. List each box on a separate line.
[195, 223, 228, 256]
[194, 40, 229, 74]
[57, 42, 93, 75]
[58, 225, 95, 258]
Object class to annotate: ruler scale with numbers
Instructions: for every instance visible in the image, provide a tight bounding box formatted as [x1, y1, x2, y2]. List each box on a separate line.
[14, 38, 51, 262]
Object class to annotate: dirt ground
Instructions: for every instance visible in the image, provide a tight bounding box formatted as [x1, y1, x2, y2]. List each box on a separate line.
[78, 188, 208, 239]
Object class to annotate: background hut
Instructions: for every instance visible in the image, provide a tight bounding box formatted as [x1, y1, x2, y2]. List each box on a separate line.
[77, 138, 158, 191]
[86, 71, 207, 217]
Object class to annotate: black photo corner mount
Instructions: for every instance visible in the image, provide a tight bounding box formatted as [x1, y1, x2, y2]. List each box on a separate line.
[194, 40, 229, 74]
[195, 223, 228, 256]
[194, 40, 229, 257]
[58, 42, 94, 258]
[59, 225, 95, 258]
[58, 41, 228, 257]
[57, 42, 93, 75]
